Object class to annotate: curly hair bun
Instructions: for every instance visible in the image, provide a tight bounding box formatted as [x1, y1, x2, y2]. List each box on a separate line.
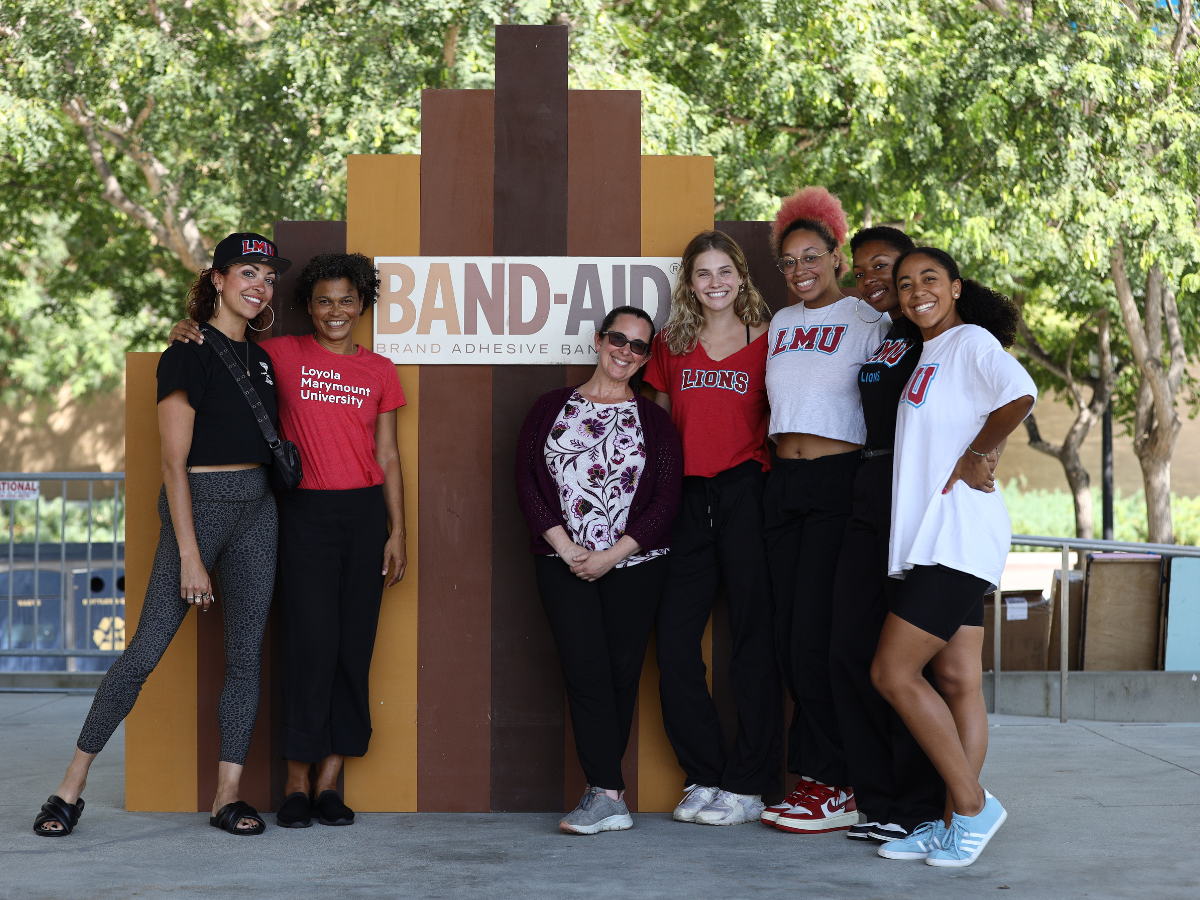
[773, 187, 849, 248]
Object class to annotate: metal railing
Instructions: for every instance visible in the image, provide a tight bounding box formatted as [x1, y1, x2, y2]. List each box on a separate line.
[1000, 534, 1200, 723]
[0, 473, 125, 671]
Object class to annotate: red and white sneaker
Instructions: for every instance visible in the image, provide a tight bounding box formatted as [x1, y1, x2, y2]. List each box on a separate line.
[774, 783, 858, 834]
[760, 783, 814, 825]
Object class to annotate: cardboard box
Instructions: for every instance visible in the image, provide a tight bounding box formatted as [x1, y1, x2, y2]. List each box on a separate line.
[1081, 553, 1163, 671]
[983, 589, 1054, 671]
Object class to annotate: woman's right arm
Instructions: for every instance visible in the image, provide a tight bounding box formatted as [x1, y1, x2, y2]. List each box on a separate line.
[167, 319, 205, 345]
[158, 390, 213, 609]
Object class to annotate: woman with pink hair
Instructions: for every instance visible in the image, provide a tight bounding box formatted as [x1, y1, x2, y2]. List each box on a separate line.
[758, 187, 891, 836]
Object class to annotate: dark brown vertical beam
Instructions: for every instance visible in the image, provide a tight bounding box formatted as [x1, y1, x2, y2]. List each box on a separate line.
[269, 221, 348, 338]
[417, 88, 497, 811]
[493, 25, 568, 255]
[715, 221, 789, 314]
[568, 91, 641, 256]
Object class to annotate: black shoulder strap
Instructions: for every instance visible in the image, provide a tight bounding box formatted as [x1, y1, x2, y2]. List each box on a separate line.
[201, 324, 281, 449]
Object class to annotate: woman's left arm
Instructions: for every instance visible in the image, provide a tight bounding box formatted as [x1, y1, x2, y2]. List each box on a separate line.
[375, 409, 407, 587]
[943, 396, 1035, 494]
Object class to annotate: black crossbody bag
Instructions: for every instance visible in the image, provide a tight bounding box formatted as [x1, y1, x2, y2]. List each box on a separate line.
[203, 324, 303, 491]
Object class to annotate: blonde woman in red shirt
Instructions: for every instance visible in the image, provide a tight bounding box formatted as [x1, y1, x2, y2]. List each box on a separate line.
[643, 230, 780, 826]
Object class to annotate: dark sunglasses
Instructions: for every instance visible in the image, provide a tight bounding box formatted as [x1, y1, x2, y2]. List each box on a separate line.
[600, 330, 651, 357]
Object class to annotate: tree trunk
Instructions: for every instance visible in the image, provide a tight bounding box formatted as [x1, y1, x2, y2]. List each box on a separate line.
[1141, 455, 1173, 544]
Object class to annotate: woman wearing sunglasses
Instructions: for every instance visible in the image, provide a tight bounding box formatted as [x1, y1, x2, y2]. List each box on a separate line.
[515, 305, 682, 836]
[759, 188, 892, 836]
[642, 231, 781, 827]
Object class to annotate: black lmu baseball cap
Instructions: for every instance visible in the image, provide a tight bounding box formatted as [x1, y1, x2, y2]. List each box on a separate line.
[212, 232, 292, 274]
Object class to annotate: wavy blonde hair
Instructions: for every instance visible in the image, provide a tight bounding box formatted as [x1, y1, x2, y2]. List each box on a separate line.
[662, 230, 771, 356]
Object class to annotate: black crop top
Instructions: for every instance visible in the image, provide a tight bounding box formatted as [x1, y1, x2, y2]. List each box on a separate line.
[858, 317, 923, 451]
[156, 334, 279, 467]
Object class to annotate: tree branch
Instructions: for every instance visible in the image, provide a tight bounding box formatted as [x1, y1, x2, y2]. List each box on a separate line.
[1023, 414, 1062, 459]
[146, 0, 172, 36]
[1172, 0, 1195, 65]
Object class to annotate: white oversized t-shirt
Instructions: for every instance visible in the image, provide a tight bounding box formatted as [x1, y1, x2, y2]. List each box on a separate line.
[888, 324, 1037, 588]
[765, 295, 891, 443]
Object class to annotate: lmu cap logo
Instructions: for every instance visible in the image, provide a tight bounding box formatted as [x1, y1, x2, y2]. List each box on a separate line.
[242, 239, 275, 257]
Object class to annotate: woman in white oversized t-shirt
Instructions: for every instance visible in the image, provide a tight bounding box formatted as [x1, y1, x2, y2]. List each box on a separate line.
[870, 248, 1035, 868]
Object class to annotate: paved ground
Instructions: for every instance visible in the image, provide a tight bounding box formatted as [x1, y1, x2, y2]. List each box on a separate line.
[2, 693, 1198, 900]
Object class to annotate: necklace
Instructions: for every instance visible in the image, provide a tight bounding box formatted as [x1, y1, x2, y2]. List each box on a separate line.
[218, 330, 251, 376]
[801, 295, 840, 330]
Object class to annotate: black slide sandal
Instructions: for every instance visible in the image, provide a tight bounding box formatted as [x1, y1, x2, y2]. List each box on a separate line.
[313, 790, 354, 826]
[276, 791, 313, 828]
[209, 801, 266, 835]
[34, 795, 84, 837]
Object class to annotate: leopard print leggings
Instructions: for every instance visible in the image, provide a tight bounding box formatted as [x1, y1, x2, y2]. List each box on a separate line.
[77, 468, 277, 764]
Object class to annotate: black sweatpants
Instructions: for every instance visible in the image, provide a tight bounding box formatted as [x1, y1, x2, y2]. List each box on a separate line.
[830, 456, 945, 830]
[536, 554, 669, 790]
[278, 486, 389, 763]
[656, 461, 782, 795]
[79, 469, 276, 764]
[763, 450, 857, 785]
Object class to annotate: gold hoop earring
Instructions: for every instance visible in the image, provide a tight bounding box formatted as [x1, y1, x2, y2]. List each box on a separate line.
[246, 305, 275, 332]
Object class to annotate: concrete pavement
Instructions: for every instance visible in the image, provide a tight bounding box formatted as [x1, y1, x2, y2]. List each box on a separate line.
[2, 693, 1198, 899]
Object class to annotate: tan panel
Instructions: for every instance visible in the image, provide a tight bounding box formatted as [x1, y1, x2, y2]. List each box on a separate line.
[640, 156, 715, 256]
[123, 352, 198, 811]
[635, 155, 714, 811]
[344, 155, 421, 810]
[347, 154, 420, 351]
[345, 365, 420, 810]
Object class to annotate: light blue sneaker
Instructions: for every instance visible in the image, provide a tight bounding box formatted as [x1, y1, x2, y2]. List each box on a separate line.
[925, 790, 1007, 867]
[876, 819, 947, 860]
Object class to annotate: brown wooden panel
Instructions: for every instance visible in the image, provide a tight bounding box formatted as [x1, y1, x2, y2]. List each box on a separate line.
[269, 221, 347, 339]
[420, 91, 494, 256]
[417, 366, 493, 810]
[568, 91, 641, 256]
[490, 365, 569, 811]
[494, 25, 568, 255]
[715, 221, 789, 314]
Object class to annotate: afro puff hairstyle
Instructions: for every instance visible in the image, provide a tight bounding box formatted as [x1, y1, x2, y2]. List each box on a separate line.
[292, 252, 380, 311]
[771, 186, 849, 260]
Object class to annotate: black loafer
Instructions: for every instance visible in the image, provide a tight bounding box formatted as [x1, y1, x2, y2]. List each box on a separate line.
[313, 790, 354, 826]
[276, 791, 313, 828]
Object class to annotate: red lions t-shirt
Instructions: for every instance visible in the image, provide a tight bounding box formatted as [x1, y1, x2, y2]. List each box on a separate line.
[261, 334, 406, 491]
[643, 332, 771, 478]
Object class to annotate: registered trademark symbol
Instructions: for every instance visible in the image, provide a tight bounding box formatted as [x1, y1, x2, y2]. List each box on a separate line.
[669, 263, 680, 275]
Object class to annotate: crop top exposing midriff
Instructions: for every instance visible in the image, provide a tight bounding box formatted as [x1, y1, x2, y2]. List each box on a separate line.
[156, 335, 279, 467]
[764, 295, 891, 444]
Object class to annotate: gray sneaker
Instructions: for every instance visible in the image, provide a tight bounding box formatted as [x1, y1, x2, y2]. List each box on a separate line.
[559, 786, 634, 835]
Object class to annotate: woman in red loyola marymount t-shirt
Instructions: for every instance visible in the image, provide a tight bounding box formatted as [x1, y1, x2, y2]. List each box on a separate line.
[643, 230, 780, 826]
[170, 253, 406, 830]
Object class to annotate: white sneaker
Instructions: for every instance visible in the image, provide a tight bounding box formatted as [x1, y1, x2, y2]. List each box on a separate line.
[672, 784, 719, 823]
[694, 790, 765, 826]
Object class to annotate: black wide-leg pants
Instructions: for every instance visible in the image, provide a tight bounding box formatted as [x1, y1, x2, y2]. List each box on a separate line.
[655, 461, 782, 795]
[763, 450, 857, 785]
[536, 554, 669, 791]
[278, 486, 389, 763]
[830, 456, 945, 830]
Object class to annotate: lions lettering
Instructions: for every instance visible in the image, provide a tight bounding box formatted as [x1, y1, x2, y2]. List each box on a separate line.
[770, 324, 848, 357]
[902, 363, 938, 407]
[866, 338, 911, 368]
[680, 368, 750, 394]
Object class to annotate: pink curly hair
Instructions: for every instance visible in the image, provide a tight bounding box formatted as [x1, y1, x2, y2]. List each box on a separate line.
[771, 186, 849, 258]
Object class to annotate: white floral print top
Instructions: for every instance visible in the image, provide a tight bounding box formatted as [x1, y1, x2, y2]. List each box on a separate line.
[543, 391, 667, 569]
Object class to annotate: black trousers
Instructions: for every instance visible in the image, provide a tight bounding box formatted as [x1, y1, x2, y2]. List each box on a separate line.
[278, 486, 389, 763]
[763, 450, 858, 785]
[830, 456, 945, 830]
[656, 461, 782, 794]
[536, 554, 669, 790]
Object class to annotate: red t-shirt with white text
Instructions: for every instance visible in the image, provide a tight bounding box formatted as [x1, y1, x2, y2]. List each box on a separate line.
[261, 334, 406, 491]
[643, 332, 770, 478]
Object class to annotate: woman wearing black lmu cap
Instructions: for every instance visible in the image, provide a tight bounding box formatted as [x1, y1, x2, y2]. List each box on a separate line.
[34, 232, 289, 837]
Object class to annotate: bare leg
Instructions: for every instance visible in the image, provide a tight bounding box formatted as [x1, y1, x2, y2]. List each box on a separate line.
[313, 754, 345, 795]
[211, 761, 258, 831]
[871, 613, 986, 818]
[38, 748, 97, 832]
[284, 759, 312, 796]
[931, 625, 987, 822]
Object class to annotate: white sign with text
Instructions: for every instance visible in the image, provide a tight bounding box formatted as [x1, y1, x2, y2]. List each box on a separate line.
[372, 257, 681, 364]
[0, 480, 38, 501]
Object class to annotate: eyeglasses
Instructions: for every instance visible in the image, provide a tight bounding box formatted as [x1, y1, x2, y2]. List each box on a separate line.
[600, 330, 651, 357]
[777, 249, 832, 274]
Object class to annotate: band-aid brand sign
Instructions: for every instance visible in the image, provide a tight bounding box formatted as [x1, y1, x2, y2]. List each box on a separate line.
[373, 257, 680, 364]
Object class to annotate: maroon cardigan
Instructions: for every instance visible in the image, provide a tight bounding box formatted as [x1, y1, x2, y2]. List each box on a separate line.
[515, 385, 683, 556]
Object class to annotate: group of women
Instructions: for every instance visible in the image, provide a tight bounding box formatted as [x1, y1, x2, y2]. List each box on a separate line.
[33, 234, 408, 837]
[31, 184, 1034, 869]
[517, 186, 1035, 868]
